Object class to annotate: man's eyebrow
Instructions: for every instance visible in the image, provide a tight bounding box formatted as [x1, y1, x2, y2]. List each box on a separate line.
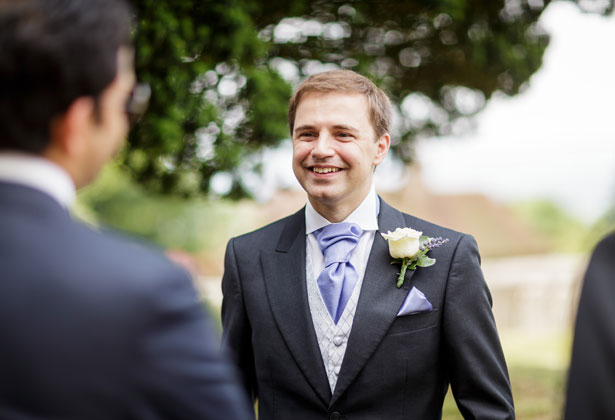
[332, 124, 359, 133]
[293, 124, 360, 135]
[294, 125, 315, 134]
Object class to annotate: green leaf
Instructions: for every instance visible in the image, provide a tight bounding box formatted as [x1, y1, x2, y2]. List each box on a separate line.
[414, 249, 428, 260]
[419, 235, 430, 246]
[417, 254, 435, 268]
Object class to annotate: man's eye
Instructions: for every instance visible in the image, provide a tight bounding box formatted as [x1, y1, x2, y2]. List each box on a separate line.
[337, 132, 353, 139]
[299, 132, 315, 138]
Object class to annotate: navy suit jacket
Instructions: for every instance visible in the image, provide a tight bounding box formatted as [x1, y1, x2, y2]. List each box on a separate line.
[0, 182, 252, 419]
[222, 197, 514, 419]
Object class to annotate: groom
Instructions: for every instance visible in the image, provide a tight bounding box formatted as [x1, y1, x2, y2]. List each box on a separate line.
[222, 69, 514, 419]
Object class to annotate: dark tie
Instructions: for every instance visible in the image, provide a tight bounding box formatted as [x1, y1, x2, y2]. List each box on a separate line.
[315, 222, 363, 324]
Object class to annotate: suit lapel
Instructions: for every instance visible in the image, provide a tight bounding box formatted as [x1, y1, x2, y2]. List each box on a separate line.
[331, 198, 416, 404]
[260, 208, 332, 405]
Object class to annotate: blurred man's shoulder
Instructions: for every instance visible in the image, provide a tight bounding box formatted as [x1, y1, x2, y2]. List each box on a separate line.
[62, 220, 193, 299]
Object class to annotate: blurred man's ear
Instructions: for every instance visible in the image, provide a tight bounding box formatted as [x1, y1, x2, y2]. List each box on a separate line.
[49, 96, 95, 158]
[44, 97, 96, 186]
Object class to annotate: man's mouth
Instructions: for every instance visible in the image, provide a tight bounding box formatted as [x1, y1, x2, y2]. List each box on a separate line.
[312, 167, 340, 174]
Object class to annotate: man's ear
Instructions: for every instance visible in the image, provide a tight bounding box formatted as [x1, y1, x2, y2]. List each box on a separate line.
[373, 133, 391, 166]
[49, 96, 95, 157]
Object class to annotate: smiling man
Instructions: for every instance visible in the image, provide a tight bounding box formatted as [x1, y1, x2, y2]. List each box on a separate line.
[222, 70, 514, 419]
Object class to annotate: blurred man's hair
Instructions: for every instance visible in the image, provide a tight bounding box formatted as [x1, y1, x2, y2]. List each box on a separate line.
[288, 69, 392, 140]
[0, 0, 132, 153]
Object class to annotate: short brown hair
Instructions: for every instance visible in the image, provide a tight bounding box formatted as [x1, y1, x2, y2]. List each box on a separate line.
[288, 69, 392, 140]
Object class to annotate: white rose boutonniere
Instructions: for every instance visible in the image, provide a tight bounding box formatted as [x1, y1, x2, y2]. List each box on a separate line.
[381, 227, 449, 288]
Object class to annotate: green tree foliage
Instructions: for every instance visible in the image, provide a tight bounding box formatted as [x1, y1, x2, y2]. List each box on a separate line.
[127, 0, 291, 197]
[256, 0, 551, 152]
[126, 0, 612, 197]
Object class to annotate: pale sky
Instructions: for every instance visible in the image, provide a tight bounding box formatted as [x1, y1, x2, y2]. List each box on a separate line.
[241, 2, 615, 223]
[415, 2, 615, 222]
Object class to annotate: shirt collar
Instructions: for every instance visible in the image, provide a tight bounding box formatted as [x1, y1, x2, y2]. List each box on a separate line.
[0, 152, 76, 207]
[305, 185, 379, 234]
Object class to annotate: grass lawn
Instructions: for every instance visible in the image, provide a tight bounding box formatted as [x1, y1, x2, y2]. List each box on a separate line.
[443, 329, 570, 420]
[443, 364, 566, 420]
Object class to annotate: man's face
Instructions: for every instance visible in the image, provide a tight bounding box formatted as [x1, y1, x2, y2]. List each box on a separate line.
[292, 92, 389, 215]
[80, 47, 135, 186]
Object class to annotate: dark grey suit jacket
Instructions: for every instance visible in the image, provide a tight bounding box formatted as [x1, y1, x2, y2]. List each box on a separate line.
[222, 197, 514, 420]
[0, 182, 252, 419]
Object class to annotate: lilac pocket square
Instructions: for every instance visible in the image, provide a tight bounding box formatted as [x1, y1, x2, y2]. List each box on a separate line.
[397, 286, 433, 316]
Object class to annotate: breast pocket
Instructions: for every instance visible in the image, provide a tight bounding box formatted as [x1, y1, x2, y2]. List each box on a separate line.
[386, 308, 439, 335]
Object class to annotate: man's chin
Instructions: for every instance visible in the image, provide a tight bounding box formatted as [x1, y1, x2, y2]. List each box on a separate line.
[306, 189, 343, 207]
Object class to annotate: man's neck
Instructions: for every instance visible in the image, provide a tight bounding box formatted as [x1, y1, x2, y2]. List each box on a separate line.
[308, 190, 371, 223]
[0, 152, 76, 207]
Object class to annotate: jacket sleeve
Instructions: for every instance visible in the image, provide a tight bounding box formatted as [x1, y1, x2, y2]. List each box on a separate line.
[131, 261, 254, 420]
[221, 238, 258, 407]
[564, 233, 615, 420]
[442, 234, 515, 419]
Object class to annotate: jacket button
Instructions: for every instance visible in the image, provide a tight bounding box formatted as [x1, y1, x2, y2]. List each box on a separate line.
[330, 412, 341, 420]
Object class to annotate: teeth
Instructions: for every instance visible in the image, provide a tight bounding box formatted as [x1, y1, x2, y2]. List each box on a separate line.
[313, 167, 340, 174]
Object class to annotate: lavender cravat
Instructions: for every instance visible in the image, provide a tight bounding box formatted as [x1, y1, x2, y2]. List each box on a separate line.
[315, 222, 363, 324]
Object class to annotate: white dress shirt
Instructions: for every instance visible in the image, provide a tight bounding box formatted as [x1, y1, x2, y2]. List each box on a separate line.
[305, 185, 379, 286]
[0, 152, 76, 208]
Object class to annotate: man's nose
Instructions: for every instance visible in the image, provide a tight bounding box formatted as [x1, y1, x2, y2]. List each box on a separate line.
[311, 132, 335, 158]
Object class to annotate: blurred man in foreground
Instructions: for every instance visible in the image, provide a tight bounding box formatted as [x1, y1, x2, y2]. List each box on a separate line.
[221, 69, 514, 419]
[0, 0, 251, 418]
